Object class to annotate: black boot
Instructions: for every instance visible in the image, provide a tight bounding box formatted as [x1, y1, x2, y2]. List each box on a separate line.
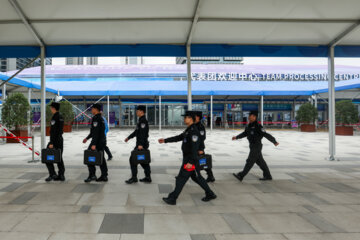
[233, 172, 244, 182]
[96, 176, 108, 182]
[162, 197, 176, 205]
[206, 176, 215, 183]
[125, 177, 138, 184]
[45, 175, 58, 182]
[84, 175, 97, 183]
[202, 193, 217, 202]
[259, 177, 272, 181]
[139, 176, 152, 183]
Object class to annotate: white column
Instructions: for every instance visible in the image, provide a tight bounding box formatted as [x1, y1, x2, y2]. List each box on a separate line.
[1, 84, 6, 102]
[27, 88, 32, 135]
[210, 95, 213, 131]
[159, 96, 162, 131]
[314, 94, 318, 128]
[118, 97, 122, 128]
[107, 95, 110, 128]
[328, 46, 336, 161]
[40, 46, 46, 149]
[186, 45, 192, 110]
[260, 95, 264, 125]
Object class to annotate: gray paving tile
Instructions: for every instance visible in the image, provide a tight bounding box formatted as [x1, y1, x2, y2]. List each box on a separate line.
[79, 205, 91, 213]
[253, 183, 279, 193]
[287, 173, 308, 181]
[296, 193, 330, 205]
[319, 183, 359, 193]
[10, 192, 38, 205]
[190, 234, 216, 240]
[18, 172, 48, 180]
[98, 213, 144, 234]
[158, 184, 173, 194]
[214, 153, 230, 157]
[72, 184, 104, 193]
[151, 168, 167, 174]
[77, 173, 89, 180]
[0, 183, 25, 192]
[299, 213, 347, 233]
[222, 213, 257, 234]
[302, 205, 320, 213]
[190, 193, 213, 206]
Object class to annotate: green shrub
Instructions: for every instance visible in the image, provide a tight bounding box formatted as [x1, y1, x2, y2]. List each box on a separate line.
[335, 100, 359, 125]
[296, 103, 318, 124]
[1, 93, 32, 130]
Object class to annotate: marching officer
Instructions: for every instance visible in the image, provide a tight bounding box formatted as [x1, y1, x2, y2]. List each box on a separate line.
[82, 104, 108, 183]
[194, 111, 215, 182]
[45, 102, 65, 182]
[232, 111, 279, 181]
[125, 105, 151, 184]
[159, 111, 216, 205]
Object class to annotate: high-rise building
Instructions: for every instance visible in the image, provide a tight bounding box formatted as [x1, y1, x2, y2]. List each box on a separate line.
[65, 57, 144, 65]
[0, 58, 52, 72]
[176, 57, 243, 64]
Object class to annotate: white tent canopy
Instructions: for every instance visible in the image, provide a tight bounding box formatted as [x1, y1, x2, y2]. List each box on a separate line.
[0, 0, 360, 46]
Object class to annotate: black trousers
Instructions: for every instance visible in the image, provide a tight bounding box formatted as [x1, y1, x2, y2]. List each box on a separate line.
[204, 168, 214, 179]
[129, 147, 151, 178]
[104, 139, 113, 159]
[104, 146, 113, 159]
[87, 146, 108, 177]
[45, 142, 65, 176]
[240, 144, 272, 178]
[168, 167, 214, 200]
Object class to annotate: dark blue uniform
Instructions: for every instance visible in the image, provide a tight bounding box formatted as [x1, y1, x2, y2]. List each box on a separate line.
[127, 115, 151, 178]
[236, 121, 277, 179]
[196, 121, 215, 182]
[165, 124, 215, 201]
[86, 113, 108, 177]
[46, 112, 65, 177]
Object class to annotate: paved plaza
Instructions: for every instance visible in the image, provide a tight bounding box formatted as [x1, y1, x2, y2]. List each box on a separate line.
[0, 128, 359, 240]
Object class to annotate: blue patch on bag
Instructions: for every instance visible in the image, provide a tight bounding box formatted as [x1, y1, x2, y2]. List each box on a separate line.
[137, 155, 145, 161]
[47, 155, 55, 161]
[199, 158, 207, 165]
[88, 156, 96, 162]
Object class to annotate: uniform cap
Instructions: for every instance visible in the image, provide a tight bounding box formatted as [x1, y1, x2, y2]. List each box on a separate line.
[136, 105, 146, 113]
[49, 102, 60, 111]
[92, 103, 102, 111]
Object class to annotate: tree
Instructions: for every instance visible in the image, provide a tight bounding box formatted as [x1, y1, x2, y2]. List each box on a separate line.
[296, 103, 318, 124]
[1, 93, 32, 130]
[335, 100, 359, 125]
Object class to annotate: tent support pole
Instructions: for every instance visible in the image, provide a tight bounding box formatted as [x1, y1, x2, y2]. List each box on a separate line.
[328, 47, 336, 161]
[40, 46, 46, 149]
[107, 95, 110, 128]
[210, 95, 213, 131]
[260, 95, 264, 125]
[186, 45, 192, 110]
[28, 88, 32, 136]
[159, 96, 162, 131]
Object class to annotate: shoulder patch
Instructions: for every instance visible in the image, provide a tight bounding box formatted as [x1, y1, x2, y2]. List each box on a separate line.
[51, 120, 55, 125]
[93, 122, 98, 127]
[200, 130, 205, 136]
[261, 127, 266, 133]
[192, 135, 199, 142]
[141, 123, 146, 128]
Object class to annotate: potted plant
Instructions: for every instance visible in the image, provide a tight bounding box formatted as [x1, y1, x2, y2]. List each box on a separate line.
[296, 102, 318, 132]
[335, 100, 359, 136]
[46, 100, 75, 135]
[1, 93, 32, 143]
[60, 101, 75, 132]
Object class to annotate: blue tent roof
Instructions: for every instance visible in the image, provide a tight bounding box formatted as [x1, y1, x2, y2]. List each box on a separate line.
[0, 74, 58, 94]
[42, 79, 360, 97]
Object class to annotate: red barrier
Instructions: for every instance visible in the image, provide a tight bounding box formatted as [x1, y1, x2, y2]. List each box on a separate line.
[0, 136, 33, 139]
